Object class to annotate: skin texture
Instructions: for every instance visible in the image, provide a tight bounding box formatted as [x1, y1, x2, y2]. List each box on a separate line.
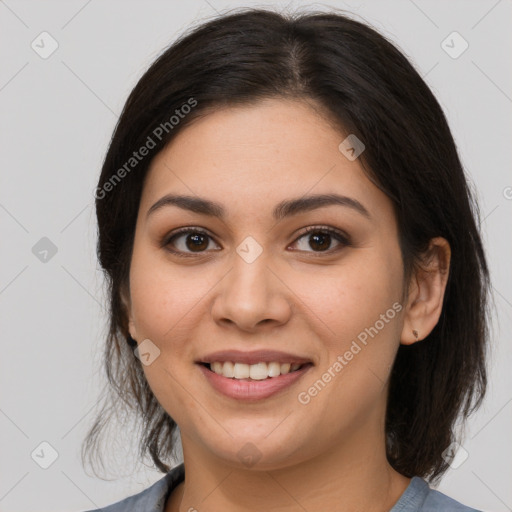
[123, 98, 451, 512]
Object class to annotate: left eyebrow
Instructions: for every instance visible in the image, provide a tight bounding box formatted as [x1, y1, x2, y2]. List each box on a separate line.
[146, 193, 372, 221]
[273, 193, 371, 221]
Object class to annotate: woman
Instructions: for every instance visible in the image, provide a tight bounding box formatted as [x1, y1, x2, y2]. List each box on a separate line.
[83, 7, 490, 512]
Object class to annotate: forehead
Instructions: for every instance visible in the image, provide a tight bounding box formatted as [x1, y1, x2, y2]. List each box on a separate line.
[140, 98, 394, 224]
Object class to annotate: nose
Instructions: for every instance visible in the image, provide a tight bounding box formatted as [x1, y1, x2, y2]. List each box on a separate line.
[210, 249, 292, 333]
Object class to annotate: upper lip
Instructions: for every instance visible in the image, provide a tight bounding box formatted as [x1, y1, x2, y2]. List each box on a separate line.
[197, 350, 313, 366]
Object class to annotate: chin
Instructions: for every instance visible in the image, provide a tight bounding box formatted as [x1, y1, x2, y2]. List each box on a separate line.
[202, 432, 309, 472]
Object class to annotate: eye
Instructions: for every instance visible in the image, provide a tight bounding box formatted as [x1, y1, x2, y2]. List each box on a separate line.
[162, 225, 351, 258]
[290, 226, 351, 255]
[163, 228, 219, 257]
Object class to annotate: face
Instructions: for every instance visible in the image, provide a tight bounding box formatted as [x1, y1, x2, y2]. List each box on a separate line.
[125, 98, 408, 470]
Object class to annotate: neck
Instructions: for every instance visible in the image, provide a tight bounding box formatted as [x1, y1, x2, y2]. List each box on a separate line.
[166, 422, 411, 512]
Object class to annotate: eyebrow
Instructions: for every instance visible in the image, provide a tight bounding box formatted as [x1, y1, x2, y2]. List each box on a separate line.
[146, 193, 371, 221]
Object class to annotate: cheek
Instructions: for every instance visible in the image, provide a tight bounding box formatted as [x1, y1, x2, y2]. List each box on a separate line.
[293, 251, 404, 406]
[128, 243, 211, 340]
[128, 250, 207, 425]
[294, 251, 404, 347]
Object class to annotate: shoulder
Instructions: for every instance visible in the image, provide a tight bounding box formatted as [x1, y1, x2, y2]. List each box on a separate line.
[81, 463, 185, 512]
[391, 476, 482, 512]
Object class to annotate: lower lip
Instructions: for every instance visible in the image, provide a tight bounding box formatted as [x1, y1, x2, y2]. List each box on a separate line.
[197, 363, 313, 401]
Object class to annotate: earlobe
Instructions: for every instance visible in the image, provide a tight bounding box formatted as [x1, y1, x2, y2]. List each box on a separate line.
[120, 284, 138, 342]
[128, 320, 138, 342]
[400, 237, 451, 345]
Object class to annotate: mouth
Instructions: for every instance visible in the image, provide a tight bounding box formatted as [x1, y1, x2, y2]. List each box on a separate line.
[199, 361, 311, 380]
[196, 360, 314, 401]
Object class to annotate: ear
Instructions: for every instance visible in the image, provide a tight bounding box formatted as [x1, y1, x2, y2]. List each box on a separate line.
[400, 237, 451, 345]
[120, 282, 138, 342]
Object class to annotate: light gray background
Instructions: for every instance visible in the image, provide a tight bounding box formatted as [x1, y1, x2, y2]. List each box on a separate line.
[1, 1, 511, 511]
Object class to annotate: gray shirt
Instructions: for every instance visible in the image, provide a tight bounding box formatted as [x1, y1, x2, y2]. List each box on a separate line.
[84, 463, 481, 511]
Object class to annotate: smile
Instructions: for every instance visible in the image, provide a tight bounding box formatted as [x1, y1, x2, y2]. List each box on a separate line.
[197, 361, 313, 401]
[207, 361, 306, 379]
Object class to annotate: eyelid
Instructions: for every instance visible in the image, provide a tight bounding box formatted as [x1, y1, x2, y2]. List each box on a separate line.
[162, 225, 351, 257]
[161, 226, 218, 255]
[294, 225, 350, 245]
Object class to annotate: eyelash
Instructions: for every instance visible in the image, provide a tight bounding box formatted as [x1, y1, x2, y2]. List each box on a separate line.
[162, 225, 351, 258]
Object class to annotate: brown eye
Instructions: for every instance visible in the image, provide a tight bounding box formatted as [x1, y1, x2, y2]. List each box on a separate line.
[291, 226, 351, 254]
[307, 232, 331, 251]
[163, 225, 351, 258]
[164, 228, 219, 256]
[183, 232, 209, 252]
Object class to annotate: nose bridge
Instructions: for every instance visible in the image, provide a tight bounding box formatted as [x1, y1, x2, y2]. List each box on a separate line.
[211, 237, 291, 330]
[227, 241, 273, 310]
[232, 243, 270, 294]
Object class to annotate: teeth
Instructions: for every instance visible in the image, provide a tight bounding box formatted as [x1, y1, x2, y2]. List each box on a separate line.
[234, 362, 250, 379]
[211, 362, 223, 374]
[223, 361, 234, 378]
[249, 362, 268, 380]
[268, 362, 281, 377]
[208, 361, 305, 379]
[280, 363, 291, 374]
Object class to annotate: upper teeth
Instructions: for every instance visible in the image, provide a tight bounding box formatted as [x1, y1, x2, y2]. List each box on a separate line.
[209, 361, 303, 380]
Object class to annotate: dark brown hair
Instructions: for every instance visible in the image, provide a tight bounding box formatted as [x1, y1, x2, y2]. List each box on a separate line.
[83, 7, 491, 483]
